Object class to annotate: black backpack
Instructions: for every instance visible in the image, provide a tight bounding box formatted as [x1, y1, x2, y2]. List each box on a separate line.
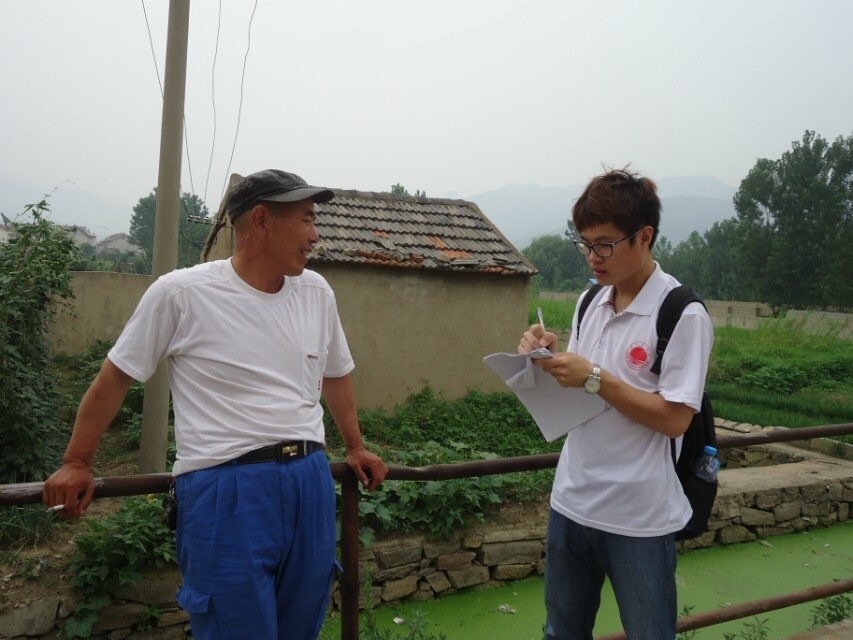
[576, 284, 717, 541]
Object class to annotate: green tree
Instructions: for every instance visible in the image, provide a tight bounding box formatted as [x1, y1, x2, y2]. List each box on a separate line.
[700, 218, 742, 300]
[654, 235, 674, 266]
[390, 183, 426, 197]
[0, 199, 78, 483]
[734, 130, 852, 309]
[129, 189, 212, 270]
[665, 231, 707, 291]
[71, 244, 147, 274]
[523, 234, 589, 291]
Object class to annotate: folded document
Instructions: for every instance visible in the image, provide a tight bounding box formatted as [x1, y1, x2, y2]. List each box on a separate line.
[483, 349, 606, 441]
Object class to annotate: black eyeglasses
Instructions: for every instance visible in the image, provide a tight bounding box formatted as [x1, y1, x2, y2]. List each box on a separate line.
[570, 228, 641, 258]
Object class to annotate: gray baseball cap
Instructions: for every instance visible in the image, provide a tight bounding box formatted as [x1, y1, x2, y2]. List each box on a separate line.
[227, 169, 334, 222]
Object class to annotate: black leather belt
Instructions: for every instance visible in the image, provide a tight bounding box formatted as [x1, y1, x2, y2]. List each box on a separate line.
[233, 440, 324, 465]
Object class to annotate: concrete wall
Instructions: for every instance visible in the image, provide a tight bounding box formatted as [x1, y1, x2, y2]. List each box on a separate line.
[49, 272, 152, 355]
[314, 264, 529, 408]
[50, 274, 850, 406]
[48, 266, 528, 409]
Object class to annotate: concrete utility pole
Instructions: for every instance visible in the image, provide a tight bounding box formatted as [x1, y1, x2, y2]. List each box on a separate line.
[139, 0, 190, 473]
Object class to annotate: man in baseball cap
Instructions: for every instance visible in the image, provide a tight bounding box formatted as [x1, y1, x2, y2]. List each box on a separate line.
[45, 169, 386, 640]
[227, 169, 334, 223]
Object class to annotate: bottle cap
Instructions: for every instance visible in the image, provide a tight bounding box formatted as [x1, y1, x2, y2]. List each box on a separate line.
[703, 445, 718, 456]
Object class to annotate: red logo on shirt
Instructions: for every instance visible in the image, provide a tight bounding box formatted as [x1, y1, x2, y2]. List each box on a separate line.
[627, 341, 652, 369]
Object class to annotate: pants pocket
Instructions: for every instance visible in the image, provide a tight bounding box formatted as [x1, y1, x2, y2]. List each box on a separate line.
[176, 583, 211, 614]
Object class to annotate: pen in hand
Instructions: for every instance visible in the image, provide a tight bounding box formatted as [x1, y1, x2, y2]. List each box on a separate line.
[537, 306, 545, 330]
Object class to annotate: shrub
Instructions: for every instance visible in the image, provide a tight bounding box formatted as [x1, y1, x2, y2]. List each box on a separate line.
[355, 440, 504, 543]
[809, 594, 852, 628]
[0, 199, 78, 484]
[326, 387, 557, 543]
[65, 495, 175, 638]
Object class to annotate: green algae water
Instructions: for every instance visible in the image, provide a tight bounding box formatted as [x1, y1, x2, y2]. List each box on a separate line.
[321, 523, 852, 639]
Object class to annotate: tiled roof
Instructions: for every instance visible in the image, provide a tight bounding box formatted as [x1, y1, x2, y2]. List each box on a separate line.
[310, 190, 536, 276]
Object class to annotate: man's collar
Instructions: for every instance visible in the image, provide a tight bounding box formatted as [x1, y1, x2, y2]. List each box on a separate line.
[595, 262, 667, 317]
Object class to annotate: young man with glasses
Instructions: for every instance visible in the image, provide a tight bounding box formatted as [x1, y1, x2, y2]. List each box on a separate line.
[518, 168, 713, 639]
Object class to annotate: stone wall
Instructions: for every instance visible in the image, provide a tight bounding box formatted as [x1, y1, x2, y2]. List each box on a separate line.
[343, 422, 852, 605]
[2, 423, 851, 639]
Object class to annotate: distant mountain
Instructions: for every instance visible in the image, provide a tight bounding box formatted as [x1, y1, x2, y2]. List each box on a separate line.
[0, 177, 130, 240]
[468, 176, 738, 251]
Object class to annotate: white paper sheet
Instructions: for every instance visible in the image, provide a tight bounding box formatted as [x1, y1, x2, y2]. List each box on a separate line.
[483, 350, 607, 442]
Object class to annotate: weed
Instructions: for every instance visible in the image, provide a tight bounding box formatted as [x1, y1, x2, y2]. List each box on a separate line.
[344, 568, 447, 640]
[0, 504, 63, 548]
[362, 607, 447, 640]
[722, 616, 771, 640]
[809, 594, 852, 628]
[64, 495, 175, 639]
[675, 604, 697, 640]
[10, 555, 49, 580]
[349, 441, 504, 542]
[135, 604, 162, 631]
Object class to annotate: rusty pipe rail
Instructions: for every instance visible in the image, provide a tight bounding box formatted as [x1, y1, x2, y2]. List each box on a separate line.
[596, 577, 853, 640]
[2, 422, 850, 506]
[1, 421, 851, 639]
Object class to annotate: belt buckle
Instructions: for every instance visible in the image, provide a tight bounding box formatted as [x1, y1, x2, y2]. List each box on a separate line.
[277, 442, 300, 461]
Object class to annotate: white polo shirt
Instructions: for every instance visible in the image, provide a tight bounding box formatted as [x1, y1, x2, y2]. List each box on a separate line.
[550, 264, 714, 536]
[109, 259, 355, 476]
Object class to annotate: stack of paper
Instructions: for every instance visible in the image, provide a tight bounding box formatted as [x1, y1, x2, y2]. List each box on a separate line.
[483, 349, 606, 441]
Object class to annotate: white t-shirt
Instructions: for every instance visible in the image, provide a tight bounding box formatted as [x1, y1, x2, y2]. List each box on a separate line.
[550, 264, 714, 537]
[109, 259, 355, 475]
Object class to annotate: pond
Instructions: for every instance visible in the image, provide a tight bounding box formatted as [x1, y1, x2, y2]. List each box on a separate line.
[321, 522, 852, 639]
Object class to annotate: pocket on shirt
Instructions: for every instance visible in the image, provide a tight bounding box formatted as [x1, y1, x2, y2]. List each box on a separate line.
[301, 350, 328, 402]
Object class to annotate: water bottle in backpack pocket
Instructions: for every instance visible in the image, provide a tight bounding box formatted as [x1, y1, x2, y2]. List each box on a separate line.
[694, 445, 720, 483]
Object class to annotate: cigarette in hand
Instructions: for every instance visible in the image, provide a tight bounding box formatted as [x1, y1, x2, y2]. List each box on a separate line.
[46, 504, 65, 513]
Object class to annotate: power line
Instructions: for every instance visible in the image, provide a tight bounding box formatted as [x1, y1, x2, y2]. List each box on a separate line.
[203, 0, 223, 207]
[140, 1, 164, 96]
[221, 0, 259, 202]
[140, 0, 197, 196]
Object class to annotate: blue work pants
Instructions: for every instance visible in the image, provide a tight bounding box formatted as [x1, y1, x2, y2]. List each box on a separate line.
[174, 451, 337, 640]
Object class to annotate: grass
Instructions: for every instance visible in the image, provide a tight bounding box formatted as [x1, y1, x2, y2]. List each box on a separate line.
[529, 295, 853, 436]
[527, 298, 577, 333]
[708, 323, 853, 440]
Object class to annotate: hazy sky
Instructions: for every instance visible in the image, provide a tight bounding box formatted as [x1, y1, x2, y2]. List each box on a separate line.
[2, 0, 851, 232]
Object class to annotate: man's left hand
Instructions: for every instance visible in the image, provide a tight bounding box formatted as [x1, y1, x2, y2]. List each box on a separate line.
[345, 446, 388, 491]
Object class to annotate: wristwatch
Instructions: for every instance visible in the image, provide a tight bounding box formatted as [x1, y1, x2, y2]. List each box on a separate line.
[584, 364, 601, 394]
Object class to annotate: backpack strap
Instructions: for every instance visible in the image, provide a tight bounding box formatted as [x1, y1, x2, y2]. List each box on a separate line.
[650, 285, 706, 375]
[575, 283, 603, 340]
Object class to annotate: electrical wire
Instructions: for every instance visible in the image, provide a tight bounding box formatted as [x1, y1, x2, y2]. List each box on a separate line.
[140, 0, 197, 196]
[140, 1, 164, 97]
[202, 0, 223, 208]
[221, 0, 259, 201]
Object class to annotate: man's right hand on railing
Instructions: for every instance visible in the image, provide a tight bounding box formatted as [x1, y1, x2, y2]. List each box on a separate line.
[42, 461, 95, 518]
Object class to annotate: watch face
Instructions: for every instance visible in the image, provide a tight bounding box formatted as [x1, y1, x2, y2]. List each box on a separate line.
[584, 376, 600, 394]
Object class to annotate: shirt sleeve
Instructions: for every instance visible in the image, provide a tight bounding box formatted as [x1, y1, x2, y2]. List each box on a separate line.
[657, 302, 714, 412]
[322, 290, 355, 378]
[108, 278, 181, 382]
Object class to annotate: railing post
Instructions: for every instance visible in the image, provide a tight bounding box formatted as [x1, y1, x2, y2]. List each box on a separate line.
[340, 468, 360, 640]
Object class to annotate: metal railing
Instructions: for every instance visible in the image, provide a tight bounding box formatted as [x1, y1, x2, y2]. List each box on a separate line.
[2, 422, 851, 639]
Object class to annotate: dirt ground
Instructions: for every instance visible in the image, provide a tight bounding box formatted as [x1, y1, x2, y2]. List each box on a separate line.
[1, 430, 551, 617]
[0, 428, 141, 615]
